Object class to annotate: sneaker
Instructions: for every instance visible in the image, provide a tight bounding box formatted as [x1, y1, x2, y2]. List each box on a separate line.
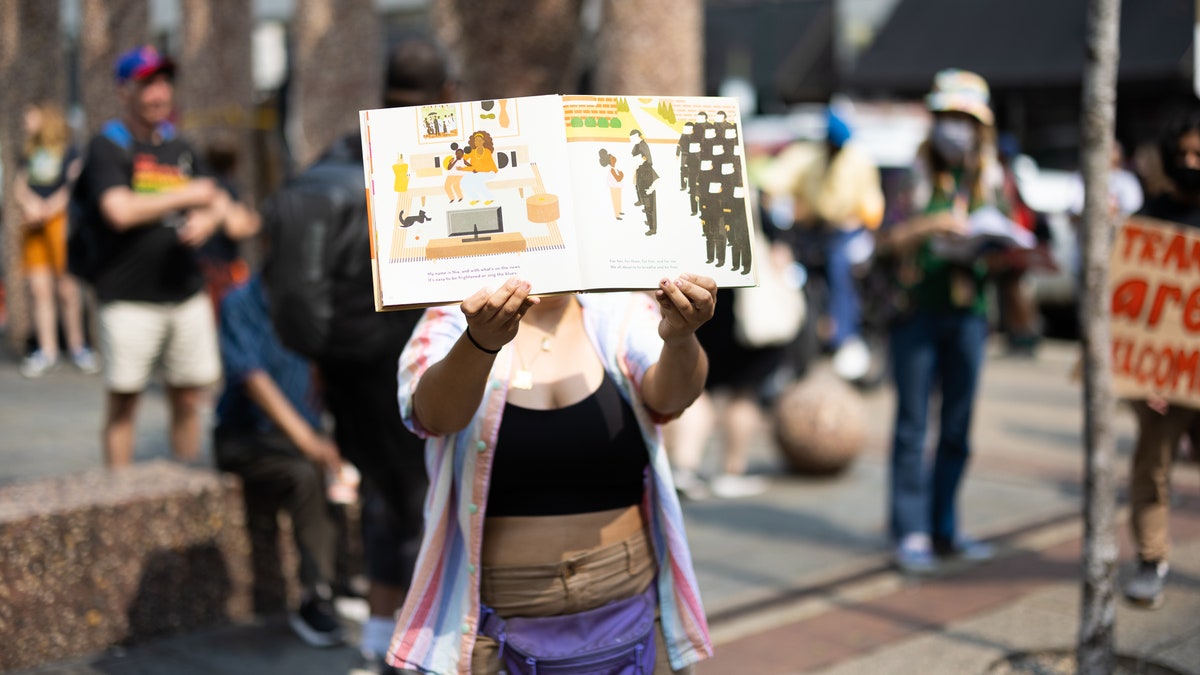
[288, 594, 343, 647]
[19, 351, 59, 379]
[71, 347, 101, 375]
[671, 468, 710, 501]
[933, 535, 996, 562]
[832, 336, 871, 381]
[1005, 334, 1039, 358]
[709, 473, 768, 499]
[1124, 557, 1168, 609]
[894, 533, 938, 574]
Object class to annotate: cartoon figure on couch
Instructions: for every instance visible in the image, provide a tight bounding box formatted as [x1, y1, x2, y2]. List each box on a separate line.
[458, 130, 498, 205]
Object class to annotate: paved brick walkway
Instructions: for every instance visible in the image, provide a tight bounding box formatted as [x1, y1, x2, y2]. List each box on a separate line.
[705, 492, 1200, 675]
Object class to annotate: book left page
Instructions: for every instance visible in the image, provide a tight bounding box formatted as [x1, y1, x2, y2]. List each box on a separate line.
[360, 94, 584, 310]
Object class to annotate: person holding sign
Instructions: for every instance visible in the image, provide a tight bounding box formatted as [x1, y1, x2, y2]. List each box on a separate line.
[874, 69, 1008, 574]
[1118, 109, 1200, 609]
[386, 277, 716, 674]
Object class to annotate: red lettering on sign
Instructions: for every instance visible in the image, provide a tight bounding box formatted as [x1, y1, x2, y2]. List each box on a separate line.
[1135, 344, 1155, 385]
[1164, 234, 1188, 272]
[1154, 346, 1175, 387]
[1140, 229, 1165, 264]
[1119, 223, 1144, 262]
[1148, 284, 1183, 328]
[1184, 289, 1200, 332]
[1175, 348, 1200, 392]
[1112, 278, 1148, 322]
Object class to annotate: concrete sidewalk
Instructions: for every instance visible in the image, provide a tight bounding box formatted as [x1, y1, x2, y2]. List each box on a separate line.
[5, 339, 1199, 674]
[707, 500, 1200, 675]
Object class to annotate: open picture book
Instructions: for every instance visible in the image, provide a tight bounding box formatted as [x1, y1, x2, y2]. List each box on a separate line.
[929, 204, 1036, 263]
[358, 94, 759, 310]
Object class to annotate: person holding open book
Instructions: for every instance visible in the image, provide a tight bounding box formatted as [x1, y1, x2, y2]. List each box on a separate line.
[874, 69, 1007, 574]
[386, 276, 717, 673]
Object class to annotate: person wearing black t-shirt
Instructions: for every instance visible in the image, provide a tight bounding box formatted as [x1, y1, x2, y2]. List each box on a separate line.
[1122, 109, 1200, 609]
[84, 46, 238, 468]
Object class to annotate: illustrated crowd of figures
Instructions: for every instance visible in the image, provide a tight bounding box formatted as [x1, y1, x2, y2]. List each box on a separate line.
[601, 110, 751, 274]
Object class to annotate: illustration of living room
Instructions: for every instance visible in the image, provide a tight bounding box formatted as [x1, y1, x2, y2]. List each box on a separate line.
[382, 98, 567, 263]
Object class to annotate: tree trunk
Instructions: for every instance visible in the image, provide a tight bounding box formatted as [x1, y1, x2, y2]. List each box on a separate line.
[1077, 0, 1121, 672]
[1, 1, 66, 353]
[593, 0, 703, 96]
[78, 0, 151, 137]
[289, 0, 381, 170]
[176, 0, 256, 201]
[430, 0, 585, 100]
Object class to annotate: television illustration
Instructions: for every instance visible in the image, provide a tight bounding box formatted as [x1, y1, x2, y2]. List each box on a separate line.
[447, 205, 504, 243]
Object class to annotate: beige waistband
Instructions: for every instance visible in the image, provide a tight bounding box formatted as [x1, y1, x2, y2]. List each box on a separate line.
[481, 504, 646, 567]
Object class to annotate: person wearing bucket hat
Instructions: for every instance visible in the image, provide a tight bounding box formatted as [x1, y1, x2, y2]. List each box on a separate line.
[875, 68, 1010, 574]
[76, 44, 236, 474]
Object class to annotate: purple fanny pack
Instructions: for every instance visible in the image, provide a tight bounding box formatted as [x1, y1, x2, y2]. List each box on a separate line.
[477, 584, 657, 674]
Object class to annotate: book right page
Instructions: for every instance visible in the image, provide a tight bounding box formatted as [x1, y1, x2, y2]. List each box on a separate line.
[561, 95, 758, 291]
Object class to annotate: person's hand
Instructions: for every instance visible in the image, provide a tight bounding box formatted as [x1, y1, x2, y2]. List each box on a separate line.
[298, 432, 342, 475]
[654, 273, 716, 343]
[20, 199, 49, 229]
[1147, 394, 1169, 416]
[460, 277, 539, 352]
[177, 207, 220, 247]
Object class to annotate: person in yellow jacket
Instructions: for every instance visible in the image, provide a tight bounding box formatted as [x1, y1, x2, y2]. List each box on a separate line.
[760, 104, 884, 381]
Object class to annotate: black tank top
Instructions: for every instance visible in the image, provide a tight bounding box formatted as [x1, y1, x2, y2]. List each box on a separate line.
[487, 372, 648, 516]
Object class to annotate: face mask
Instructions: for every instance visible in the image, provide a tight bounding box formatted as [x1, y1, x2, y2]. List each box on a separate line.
[930, 118, 976, 164]
[1167, 165, 1200, 194]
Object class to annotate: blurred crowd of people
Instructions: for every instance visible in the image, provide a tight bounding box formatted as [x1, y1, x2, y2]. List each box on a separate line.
[2, 28, 1197, 675]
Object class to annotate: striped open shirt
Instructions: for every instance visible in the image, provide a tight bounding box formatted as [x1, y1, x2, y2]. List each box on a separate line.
[387, 292, 713, 674]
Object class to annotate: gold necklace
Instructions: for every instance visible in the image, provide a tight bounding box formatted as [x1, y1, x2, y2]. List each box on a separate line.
[511, 335, 553, 390]
[510, 302, 570, 390]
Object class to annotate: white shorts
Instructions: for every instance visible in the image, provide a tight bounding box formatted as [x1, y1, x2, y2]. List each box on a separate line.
[98, 292, 222, 393]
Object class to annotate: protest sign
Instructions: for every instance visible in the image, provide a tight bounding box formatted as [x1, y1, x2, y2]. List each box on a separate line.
[1111, 216, 1200, 406]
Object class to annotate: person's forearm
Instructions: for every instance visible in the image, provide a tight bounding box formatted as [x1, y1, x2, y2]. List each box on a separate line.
[223, 201, 261, 240]
[13, 174, 42, 221]
[412, 334, 498, 436]
[879, 214, 938, 255]
[100, 187, 203, 231]
[243, 370, 320, 449]
[44, 185, 71, 216]
[641, 335, 707, 418]
[203, 188, 233, 224]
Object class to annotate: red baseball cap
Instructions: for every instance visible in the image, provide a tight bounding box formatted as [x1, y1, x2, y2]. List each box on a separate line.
[114, 45, 176, 85]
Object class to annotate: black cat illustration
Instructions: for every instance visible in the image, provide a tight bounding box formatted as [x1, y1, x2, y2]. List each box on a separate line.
[398, 209, 431, 228]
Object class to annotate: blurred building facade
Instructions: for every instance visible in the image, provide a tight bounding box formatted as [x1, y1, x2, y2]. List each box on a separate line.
[845, 0, 1195, 169]
[704, 0, 1194, 171]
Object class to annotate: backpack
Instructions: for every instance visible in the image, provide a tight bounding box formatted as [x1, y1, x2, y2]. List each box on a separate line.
[67, 121, 134, 283]
[262, 135, 420, 363]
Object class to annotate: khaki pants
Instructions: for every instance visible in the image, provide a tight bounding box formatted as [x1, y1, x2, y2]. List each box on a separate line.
[1129, 401, 1198, 562]
[472, 521, 694, 675]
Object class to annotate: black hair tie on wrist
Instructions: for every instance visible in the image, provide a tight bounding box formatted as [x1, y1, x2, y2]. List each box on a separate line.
[465, 327, 501, 354]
